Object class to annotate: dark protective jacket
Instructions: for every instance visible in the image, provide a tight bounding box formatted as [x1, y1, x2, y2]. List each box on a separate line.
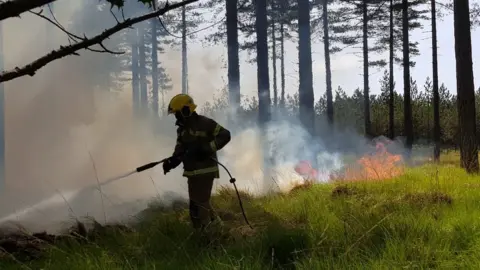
[171, 112, 231, 178]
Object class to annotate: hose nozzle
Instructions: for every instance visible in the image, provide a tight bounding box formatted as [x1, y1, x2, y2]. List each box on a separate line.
[135, 159, 167, 173]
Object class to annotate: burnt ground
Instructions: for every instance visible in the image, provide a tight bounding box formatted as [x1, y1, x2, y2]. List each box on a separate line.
[0, 220, 133, 263]
[0, 196, 188, 264]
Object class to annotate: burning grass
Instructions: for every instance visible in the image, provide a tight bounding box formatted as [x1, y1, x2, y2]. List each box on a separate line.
[330, 142, 405, 182]
[2, 151, 480, 269]
[293, 141, 407, 187]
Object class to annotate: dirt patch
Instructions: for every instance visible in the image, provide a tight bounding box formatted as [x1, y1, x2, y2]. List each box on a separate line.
[0, 220, 133, 263]
[0, 226, 76, 262]
[0, 232, 51, 261]
[402, 191, 453, 207]
[331, 185, 358, 198]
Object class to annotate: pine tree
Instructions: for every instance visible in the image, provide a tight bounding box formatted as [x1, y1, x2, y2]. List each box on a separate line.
[226, 0, 241, 110]
[402, 0, 413, 155]
[431, 0, 441, 161]
[330, 0, 391, 138]
[139, 21, 148, 116]
[453, 0, 479, 173]
[318, 0, 334, 128]
[388, 0, 395, 139]
[131, 32, 140, 118]
[144, 18, 174, 117]
[370, 0, 428, 141]
[256, 0, 270, 125]
[203, 0, 297, 112]
[151, 18, 160, 117]
[69, 0, 127, 91]
[156, 1, 204, 95]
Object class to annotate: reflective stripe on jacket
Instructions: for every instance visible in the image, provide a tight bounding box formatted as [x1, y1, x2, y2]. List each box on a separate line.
[172, 113, 231, 178]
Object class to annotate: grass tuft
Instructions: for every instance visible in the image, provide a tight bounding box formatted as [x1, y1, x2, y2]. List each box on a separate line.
[2, 151, 480, 269]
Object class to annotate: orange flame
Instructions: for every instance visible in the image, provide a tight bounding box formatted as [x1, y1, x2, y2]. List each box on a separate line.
[293, 142, 404, 183]
[332, 142, 404, 182]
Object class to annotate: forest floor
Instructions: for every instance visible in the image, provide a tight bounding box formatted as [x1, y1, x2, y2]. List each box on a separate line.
[1, 151, 480, 269]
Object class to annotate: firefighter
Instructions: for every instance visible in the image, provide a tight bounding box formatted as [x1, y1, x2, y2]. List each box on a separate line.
[162, 93, 231, 231]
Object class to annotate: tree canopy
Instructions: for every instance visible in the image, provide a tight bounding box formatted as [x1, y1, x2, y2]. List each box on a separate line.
[0, 0, 198, 82]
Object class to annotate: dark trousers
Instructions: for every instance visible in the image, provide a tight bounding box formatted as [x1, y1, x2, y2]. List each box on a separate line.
[187, 175, 215, 229]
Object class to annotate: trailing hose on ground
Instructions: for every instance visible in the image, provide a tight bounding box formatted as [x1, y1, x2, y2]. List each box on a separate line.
[210, 157, 253, 229]
[98, 157, 253, 229]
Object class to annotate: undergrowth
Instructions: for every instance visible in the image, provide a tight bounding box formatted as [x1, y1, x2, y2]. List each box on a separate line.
[2, 152, 480, 269]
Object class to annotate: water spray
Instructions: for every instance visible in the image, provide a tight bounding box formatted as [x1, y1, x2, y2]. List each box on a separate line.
[97, 159, 168, 188]
[96, 156, 253, 229]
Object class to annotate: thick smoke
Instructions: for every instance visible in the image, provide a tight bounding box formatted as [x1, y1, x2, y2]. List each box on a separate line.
[208, 107, 348, 195]
[0, 1, 192, 232]
[0, 0, 419, 234]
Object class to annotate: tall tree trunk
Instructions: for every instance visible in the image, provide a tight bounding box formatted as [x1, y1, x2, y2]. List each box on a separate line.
[270, 0, 278, 108]
[226, 0, 240, 110]
[0, 22, 4, 191]
[182, 6, 188, 94]
[402, 0, 413, 155]
[271, 16, 278, 108]
[454, 0, 479, 173]
[388, 0, 395, 139]
[151, 19, 159, 118]
[131, 29, 140, 118]
[298, 0, 315, 135]
[161, 87, 166, 117]
[280, 21, 286, 108]
[323, 0, 333, 128]
[139, 23, 148, 115]
[431, 0, 440, 161]
[362, 1, 371, 138]
[255, 0, 271, 192]
[255, 0, 270, 125]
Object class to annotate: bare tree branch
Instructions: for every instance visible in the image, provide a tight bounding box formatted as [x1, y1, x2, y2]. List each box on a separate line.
[29, 7, 124, 54]
[0, 0, 57, 21]
[28, 8, 83, 40]
[0, 0, 198, 82]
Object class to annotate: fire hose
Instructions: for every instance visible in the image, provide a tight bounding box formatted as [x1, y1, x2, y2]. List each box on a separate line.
[99, 156, 253, 229]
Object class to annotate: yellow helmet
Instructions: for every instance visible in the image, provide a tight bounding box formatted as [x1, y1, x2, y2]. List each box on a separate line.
[167, 94, 197, 116]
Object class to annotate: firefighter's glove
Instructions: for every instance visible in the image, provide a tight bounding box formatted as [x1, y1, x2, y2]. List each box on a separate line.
[163, 157, 181, 175]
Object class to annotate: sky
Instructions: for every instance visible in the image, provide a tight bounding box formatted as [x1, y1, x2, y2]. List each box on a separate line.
[173, 3, 480, 105]
[1, 1, 478, 106]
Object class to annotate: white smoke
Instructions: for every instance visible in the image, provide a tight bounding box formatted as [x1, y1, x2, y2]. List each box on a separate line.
[0, 0, 358, 234]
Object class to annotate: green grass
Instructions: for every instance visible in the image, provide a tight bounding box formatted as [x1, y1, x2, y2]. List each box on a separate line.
[3, 152, 480, 269]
